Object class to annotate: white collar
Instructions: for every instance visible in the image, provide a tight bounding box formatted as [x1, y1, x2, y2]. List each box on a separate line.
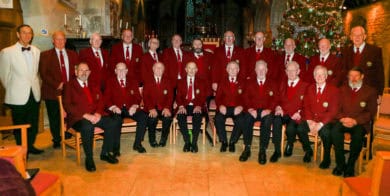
[320, 53, 330, 60]
[77, 79, 87, 87]
[354, 42, 366, 53]
[288, 78, 300, 86]
[257, 78, 266, 84]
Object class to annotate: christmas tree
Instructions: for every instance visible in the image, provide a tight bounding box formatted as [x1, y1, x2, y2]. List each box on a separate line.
[273, 0, 348, 57]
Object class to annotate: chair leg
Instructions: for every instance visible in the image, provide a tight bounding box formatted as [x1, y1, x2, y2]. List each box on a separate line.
[365, 133, 371, 162]
[358, 149, 364, 174]
[202, 118, 206, 145]
[320, 143, 324, 162]
[76, 133, 81, 165]
[212, 125, 216, 147]
[281, 125, 285, 157]
[313, 135, 318, 162]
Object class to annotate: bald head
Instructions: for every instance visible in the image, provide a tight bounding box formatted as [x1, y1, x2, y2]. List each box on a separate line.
[52, 31, 66, 50]
[284, 38, 296, 54]
[224, 31, 235, 46]
[318, 38, 331, 56]
[350, 26, 366, 48]
[254, 32, 265, 48]
[90, 32, 102, 49]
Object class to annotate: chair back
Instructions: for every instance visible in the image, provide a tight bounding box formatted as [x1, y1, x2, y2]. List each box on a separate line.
[57, 96, 67, 142]
[372, 151, 390, 196]
[378, 93, 390, 117]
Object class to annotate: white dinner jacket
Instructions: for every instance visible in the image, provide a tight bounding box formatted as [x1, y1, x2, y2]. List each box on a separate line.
[0, 42, 41, 105]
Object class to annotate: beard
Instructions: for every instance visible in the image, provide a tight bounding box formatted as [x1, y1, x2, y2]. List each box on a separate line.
[194, 48, 203, 54]
[348, 80, 363, 89]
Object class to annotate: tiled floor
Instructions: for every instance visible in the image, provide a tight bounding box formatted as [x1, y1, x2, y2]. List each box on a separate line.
[5, 129, 372, 195]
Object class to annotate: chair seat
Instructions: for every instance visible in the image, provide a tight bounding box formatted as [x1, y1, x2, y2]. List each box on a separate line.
[375, 118, 390, 130]
[31, 172, 61, 195]
[122, 118, 136, 125]
[343, 177, 371, 195]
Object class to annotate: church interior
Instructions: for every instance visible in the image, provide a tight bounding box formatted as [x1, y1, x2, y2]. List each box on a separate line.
[0, 0, 390, 195]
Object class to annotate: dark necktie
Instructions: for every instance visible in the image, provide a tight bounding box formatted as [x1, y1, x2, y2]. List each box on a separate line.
[176, 50, 182, 78]
[82, 82, 93, 103]
[153, 52, 157, 62]
[320, 57, 325, 65]
[60, 50, 67, 83]
[316, 87, 322, 102]
[227, 47, 231, 60]
[95, 51, 102, 67]
[22, 47, 31, 51]
[187, 78, 193, 101]
[285, 54, 291, 65]
[258, 81, 264, 95]
[125, 46, 130, 64]
[353, 47, 362, 66]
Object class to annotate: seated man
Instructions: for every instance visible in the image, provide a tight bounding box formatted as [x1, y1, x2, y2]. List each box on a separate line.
[241, 60, 278, 164]
[143, 62, 173, 147]
[297, 65, 339, 168]
[331, 66, 377, 177]
[273, 61, 309, 158]
[103, 62, 148, 153]
[176, 62, 207, 153]
[214, 61, 246, 153]
[63, 62, 122, 172]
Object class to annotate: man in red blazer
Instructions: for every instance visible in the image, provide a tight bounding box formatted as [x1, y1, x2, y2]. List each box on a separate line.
[79, 33, 109, 91]
[297, 65, 339, 168]
[331, 66, 377, 177]
[176, 62, 207, 153]
[39, 31, 79, 148]
[241, 60, 279, 164]
[342, 26, 384, 101]
[214, 61, 246, 153]
[244, 32, 278, 80]
[63, 62, 122, 172]
[104, 62, 148, 153]
[140, 37, 161, 85]
[109, 29, 143, 84]
[305, 38, 343, 86]
[143, 62, 174, 147]
[273, 61, 309, 159]
[276, 38, 308, 82]
[162, 34, 189, 87]
[211, 31, 245, 92]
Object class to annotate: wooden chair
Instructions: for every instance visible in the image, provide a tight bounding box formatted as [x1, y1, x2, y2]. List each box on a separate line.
[171, 115, 207, 145]
[58, 96, 103, 165]
[121, 118, 137, 133]
[309, 132, 324, 162]
[253, 123, 286, 156]
[373, 88, 390, 153]
[343, 132, 371, 175]
[342, 151, 390, 196]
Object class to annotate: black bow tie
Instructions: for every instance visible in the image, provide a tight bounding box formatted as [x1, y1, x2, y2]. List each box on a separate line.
[22, 47, 31, 51]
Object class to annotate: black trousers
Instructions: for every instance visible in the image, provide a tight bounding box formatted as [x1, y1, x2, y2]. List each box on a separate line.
[121, 108, 148, 146]
[331, 122, 365, 168]
[297, 121, 333, 156]
[45, 99, 61, 143]
[244, 109, 274, 150]
[273, 115, 300, 145]
[214, 107, 245, 144]
[146, 110, 173, 144]
[6, 91, 40, 150]
[72, 115, 122, 159]
[177, 105, 203, 144]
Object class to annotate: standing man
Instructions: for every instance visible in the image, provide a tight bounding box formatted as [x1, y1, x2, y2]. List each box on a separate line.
[183, 38, 213, 84]
[143, 62, 173, 147]
[331, 67, 377, 177]
[305, 38, 343, 86]
[63, 62, 122, 172]
[244, 32, 278, 80]
[214, 61, 246, 153]
[39, 31, 79, 148]
[110, 29, 143, 84]
[104, 62, 148, 153]
[79, 32, 109, 91]
[162, 34, 189, 87]
[140, 37, 161, 84]
[211, 31, 245, 92]
[342, 26, 384, 102]
[277, 38, 307, 81]
[297, 65, 339, 168]
[0, 24, 43, 154]
[273, 61, 309, 158]
[241, 60, 278, 164]
[176, 62, 207, 153]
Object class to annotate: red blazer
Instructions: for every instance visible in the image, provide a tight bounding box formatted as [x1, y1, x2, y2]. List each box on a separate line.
[79, 47, 109, 90]
[215, 77, 245, 108]
[302, 83, 339, 124]
[277, 79, 309, 118]
[305, 54, 343, 86]
[63, 79, 104, 128]
[183, 51, 213, 95]
[244, 47, 279, 80]
[103, 76, 142, 111]
[140, 52, 161, 84]
[211, 45, 245, 84]
[276, 52, 308, 82]
[244, 78, 279, 111]
[337, 84, 377, 132]
[161, 47, 190, 86]
[39, 48, 79, 100]
[342, 44, 384, 95]
[175, 76, 207, 108]
[142, 76, 173, 112]
[109, 42, 143, 82]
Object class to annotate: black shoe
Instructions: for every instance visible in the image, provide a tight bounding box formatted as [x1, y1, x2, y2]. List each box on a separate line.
[270, 151, 281, 163]
[303, 150, 313, 163]
[133, 144, 146, 153]
[258, 150, 267, 165]
[113, 146, 121, 157]
[65, 132, 73, 139]
[191, 143, 198, 153]
[100, 153, 119, 164]
[284, 143, 293, 157]
[319, 158, 331, 169]
[183, 143, 191, 152]
[344, 167, 355, 177]
[53, 142, 61, 149]
[332, 167, 344, 176]
[150, 141, 159, 148]
[158, 140, 167, 147]
[28, 147, 44, 155]
[26, 168, 40, 181]
[220, 142, 228, 152]
[228, 143, 235, 152]
[85, 159, 96, 172]
[239, 148, 251, 162]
